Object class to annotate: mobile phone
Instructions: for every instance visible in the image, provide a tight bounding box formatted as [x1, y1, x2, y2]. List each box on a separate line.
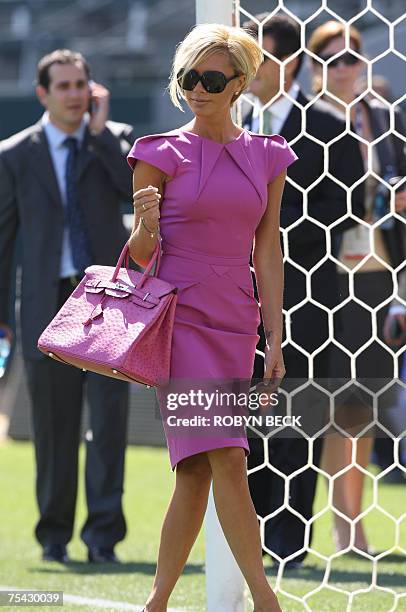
[88, 80, 96, 115]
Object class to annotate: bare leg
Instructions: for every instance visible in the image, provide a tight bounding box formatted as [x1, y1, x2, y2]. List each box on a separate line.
[344, 436, 373, 549]
[321, 433, 372, 550]
[145, 453, 212, 612]
[321, 433, 351, 548]
[207, 447, 282, 612]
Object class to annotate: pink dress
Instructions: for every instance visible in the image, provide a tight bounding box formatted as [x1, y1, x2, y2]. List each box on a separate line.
[127, 128, 297, 469]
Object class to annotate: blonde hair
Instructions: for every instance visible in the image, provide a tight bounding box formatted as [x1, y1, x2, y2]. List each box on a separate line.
[169, 23, 263, 111]
[308, 21, 362, 93]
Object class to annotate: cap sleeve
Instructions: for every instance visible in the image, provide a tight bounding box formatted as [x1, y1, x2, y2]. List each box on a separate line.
[127, 134, 182, 178]
[266, 135, 298, 183]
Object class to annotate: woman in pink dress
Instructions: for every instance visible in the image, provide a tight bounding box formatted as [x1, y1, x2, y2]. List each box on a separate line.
[128, 23, 296, 612]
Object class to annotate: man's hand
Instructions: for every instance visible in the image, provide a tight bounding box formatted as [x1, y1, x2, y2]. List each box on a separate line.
[395, 190, 406, 213]
[88, 81, 110, 136]
[383, 310, 406, 347]
[0, 324, 13, 343]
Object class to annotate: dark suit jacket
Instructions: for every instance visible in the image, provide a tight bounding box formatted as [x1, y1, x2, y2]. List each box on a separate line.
[244, 89, 365, 361]
[245, 90, 365, 307]
[0, 119, 134, 359]
[364, 98, 406, 270]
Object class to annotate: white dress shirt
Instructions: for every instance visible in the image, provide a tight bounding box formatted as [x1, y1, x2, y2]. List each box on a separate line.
[42, 112, 87, 278]
[251, 81, 300, 135]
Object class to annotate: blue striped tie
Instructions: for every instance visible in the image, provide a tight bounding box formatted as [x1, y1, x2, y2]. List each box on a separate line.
[64, 137, 92, 273]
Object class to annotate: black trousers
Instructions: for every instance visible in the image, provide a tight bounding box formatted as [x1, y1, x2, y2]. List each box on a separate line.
[248, 434, 323, 563]
[25, 278, 129, 548]
[248, 301, 331, 562]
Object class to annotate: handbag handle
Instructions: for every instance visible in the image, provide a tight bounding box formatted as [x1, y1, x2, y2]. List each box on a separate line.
[111, 240, 161, 287]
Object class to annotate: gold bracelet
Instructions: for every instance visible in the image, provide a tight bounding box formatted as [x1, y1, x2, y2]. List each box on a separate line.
[140, 217, 159, 238]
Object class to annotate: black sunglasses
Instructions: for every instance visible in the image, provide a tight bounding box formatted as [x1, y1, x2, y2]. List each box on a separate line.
[318, 52, 360, 68]
[177, 69, 240, 93]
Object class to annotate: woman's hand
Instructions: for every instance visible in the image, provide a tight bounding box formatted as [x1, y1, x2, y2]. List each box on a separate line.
[256, 341, 285, 412]
[133, 185, 161, 231]
[263, 341, 285, 389]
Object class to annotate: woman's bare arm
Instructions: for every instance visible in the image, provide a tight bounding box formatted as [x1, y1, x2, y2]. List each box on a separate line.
[128, 160, 167, 267]
[252, 170, 286, 384]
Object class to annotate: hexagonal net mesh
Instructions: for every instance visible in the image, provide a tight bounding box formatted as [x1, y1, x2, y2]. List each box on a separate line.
[231, 0, 405, 609]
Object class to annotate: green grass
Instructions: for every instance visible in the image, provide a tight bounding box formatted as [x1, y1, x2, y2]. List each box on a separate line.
[0, 440, 405, 611]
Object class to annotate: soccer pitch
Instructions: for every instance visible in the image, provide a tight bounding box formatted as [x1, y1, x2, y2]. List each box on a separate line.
[0, 441, 405, 611]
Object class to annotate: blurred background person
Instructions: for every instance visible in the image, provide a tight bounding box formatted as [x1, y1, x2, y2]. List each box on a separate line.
[0, 49, 134, 563]
[383, 267, 406, 475]
[243, 14, 365, 567]
[308, 20, 406, 551]
[354, 73, 406, 481]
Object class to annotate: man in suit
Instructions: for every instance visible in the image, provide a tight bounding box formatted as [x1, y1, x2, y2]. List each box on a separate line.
[0, 49, 134, 563]
[243, 15, 365, 567]
[382, 268, 406, 478]
[384, 185, 406, 345]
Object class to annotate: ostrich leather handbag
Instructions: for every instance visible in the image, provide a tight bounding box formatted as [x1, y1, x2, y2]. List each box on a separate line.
[37, 241, 177, 387]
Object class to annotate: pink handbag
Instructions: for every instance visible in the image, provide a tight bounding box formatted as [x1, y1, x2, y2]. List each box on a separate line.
[37, 241, 177, 387]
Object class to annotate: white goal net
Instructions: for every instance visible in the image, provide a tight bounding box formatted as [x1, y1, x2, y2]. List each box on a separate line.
[200, 1, 406, 610]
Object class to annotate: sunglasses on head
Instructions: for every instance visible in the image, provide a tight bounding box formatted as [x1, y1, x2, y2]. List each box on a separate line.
[177, 68, 240, 93]
[318, 52, 360, 68]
